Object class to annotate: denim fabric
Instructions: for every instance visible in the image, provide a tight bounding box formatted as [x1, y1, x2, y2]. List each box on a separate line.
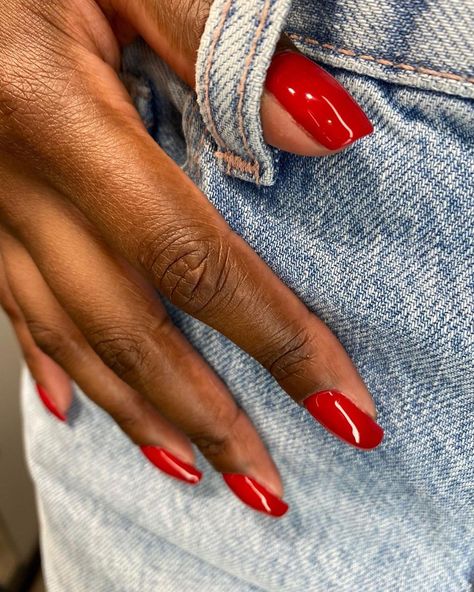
[23, 0, 473, 590]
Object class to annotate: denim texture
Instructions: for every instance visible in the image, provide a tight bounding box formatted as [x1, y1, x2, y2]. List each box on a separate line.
[24, 0, 473, 590]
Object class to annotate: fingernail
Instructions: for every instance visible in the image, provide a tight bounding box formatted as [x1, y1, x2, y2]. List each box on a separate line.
[265, 50, 373, 150]
[35, 383, 67, 422]
[303, 390, 383, 449]
[222, 474, 289, 517]
[140, 446, 202, 484]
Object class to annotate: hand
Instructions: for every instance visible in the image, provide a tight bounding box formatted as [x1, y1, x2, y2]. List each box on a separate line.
[0, 0, 380, 517]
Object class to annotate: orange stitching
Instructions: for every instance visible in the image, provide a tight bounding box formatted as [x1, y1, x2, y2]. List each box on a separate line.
[237, 0, 271, 167]
[215, 151, 260, 177]
[200, 0, 233, 148]
[288, 34, 474, 85]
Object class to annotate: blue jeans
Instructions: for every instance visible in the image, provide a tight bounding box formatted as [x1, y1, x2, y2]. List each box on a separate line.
[24, 0, 473, 589]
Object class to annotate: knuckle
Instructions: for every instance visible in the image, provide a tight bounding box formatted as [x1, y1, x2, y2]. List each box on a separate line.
[112, 408, 142, 435]
[192, 433, 230, 461]
[27, 320, 71, 360]
[142, 228, 237, 314]
[90, 328, 151, 381]
[189, 406, 240, 463]
[257, 324, 317, 383]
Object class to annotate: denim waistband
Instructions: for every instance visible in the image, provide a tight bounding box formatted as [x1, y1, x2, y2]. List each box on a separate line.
[287, 0, 474, 99]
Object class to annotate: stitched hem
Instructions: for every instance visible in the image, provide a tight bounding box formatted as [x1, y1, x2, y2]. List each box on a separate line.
[236, 0, 272, 161]
[200, 0, 233, 148]
[215, 151, 260, 183]
[288, 34, 474, 85]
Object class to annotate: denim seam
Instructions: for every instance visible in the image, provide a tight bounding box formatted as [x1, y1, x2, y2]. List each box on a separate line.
[288, 33, 474, 85]
[215, 150, 261, 177]
[236, 0, 272, 169]
[200, 0, 262, 184]
[201, 0, 233, 149]
[183, 83, 263, 182]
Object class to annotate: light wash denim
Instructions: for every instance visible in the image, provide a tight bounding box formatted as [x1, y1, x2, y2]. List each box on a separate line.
[23, 0, 473, 590]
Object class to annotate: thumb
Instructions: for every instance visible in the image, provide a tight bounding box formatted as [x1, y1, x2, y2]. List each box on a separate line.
[103, 0, 373, 156]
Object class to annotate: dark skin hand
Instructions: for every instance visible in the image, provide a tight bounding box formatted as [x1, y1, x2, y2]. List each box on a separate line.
[0, 0, 378, 504]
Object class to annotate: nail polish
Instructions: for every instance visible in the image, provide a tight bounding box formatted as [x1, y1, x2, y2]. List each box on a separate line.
[140, 446, 202, 484]
[265, 51, 373, 150]
[303, 390, 383, 449]
[222, 474, 289, 517]
[35, 383, 67, 422]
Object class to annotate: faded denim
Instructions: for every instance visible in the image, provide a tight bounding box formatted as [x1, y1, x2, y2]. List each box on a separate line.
[23, 0, 474, 590]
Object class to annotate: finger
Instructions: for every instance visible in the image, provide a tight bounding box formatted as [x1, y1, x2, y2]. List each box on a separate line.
[8, 52, 384, 453]
[0, 248, 71, 420]
[0, 231, 202, 482]
[100, 1, 372, 155]
[3, 185, 287, 511]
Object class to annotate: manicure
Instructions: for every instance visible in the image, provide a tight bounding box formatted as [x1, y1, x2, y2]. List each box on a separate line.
[140, 445, 202, 484]
[265, 50, 373, 151]
[223, 473, 289, 517]
[36, 383, 67, 422]
[303, 390, 383, 449]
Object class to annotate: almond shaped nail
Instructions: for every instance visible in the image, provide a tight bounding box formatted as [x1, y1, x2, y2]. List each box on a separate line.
[265, 50, 373, 150]
[303, 390, 384, 449]
[140, 445, 202, 484]
[223, 473, 289, 517]
[36, 383, 67, 422]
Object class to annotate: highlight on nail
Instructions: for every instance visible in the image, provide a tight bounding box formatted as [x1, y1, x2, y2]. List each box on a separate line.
[303, 389, 383, 449]
[223, 473, 289, 517]
[140, 445, 202, 484]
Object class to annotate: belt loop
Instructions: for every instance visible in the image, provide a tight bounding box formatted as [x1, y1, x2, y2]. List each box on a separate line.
[196, 0, 293, 185]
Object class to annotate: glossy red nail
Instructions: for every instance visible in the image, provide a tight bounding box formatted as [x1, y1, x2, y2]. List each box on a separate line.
[140, 446, 202, 484]
[35, 383, 66, 422]
[265, 50, 373, 150]
[303, 390, 383, 449]
[223, 474, 288, 517]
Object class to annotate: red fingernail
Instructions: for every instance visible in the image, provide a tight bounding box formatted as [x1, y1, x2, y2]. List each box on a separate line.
[140, 446, 202, 485]
[222, 474, 289, 517]
[265, 51, 373, 150]
[303, 390, 383, 449]
[35, 383, 67, 422]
